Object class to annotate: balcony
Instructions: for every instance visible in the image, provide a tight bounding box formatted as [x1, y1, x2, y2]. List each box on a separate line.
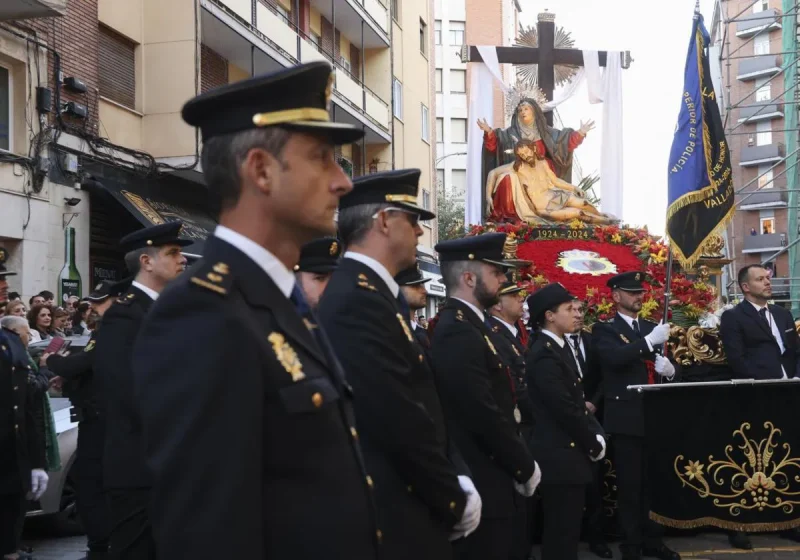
[738, 101, 784, 123]
[201, 0, 391, 142]
[310, 0, 389, 46]
[738, 188, 787, 209]
[0, 0, 66, 20]
[740, 143, 785, 167]
[742, 232, 787, 254]
[737, 55, 782, 81]
[736, 8, 782, 38]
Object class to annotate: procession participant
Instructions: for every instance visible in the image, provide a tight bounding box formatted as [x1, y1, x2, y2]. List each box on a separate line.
[526, 283, 606, 560]
[294, 236, 341, 310]
[396, 263, 434, 361]
[319, 169, 480, 560]
[486, 280, 535, 560]
[132, 61, 380, 559]
[592, 272, 680, 560]
[94, 221, 190, 559]
[46, 279, 129, 560]
[431, 233, 539, 560]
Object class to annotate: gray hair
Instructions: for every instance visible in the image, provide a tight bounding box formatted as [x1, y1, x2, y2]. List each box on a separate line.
[337, 203, 387, 247]
[441, 260, 482, 292]
[124, 246, 160, 276]
[1, 315, 28, 332]
[201, 127, 291, 211]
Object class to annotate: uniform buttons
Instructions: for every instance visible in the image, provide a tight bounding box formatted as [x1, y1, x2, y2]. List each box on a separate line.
[311, 392, 324, 408]
[13, 386, 18, 391]
[350, 427, 358, 439]
[418, 354, 424, 363]
[449, 501, 457, 511]
[0, 345, 5, 351]
[407, 485, 413, 493]
[26, 365, 31, 370]
[366, 476, 374, 488]
[585, 410, 589, 415]
[376, 530, 383, 543]
[570, 442, 576, 448]
[14, 424, 18, 430]
[577, 378, 582, 383]
[13, 406, 17, 411]
[615, 396, 620, 400]
[515, 469, 522, 476]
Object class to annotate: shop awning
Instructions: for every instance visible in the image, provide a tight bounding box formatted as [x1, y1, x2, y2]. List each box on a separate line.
[86, 172, 218, 257]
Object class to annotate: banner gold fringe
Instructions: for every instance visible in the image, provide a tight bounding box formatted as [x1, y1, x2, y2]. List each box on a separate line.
[650, 511, 800, 533]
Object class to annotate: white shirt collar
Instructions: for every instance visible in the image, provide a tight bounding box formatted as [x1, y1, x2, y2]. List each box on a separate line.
[343, 251, 399, 298]
[617, 312, 639, 329]
[748, 300, 769, 313]
[214, 225, 295, 298]
[492, 315, 518, 337]
[410, 320, 419, 331]
[131, 281, 160, 302]
[541, 329, 565, 347]
[453, 297, 485, 323]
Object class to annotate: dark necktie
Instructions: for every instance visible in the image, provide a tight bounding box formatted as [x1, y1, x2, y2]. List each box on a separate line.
[561, 342, 581, 377]
[632, 319, 641, 337]
[759, 307, 770, 328]
[569, 335, 586, 378]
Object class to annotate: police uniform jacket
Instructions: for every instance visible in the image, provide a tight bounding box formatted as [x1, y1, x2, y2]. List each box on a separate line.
[413, 323, 433, 364]
[526, 334, 604, 485]
[0, 328, 46, 494]
[487, 316, 534, 428]
[431, 299, 536, 519]
[591, 314, 664, 437]
[94, 285, 153, 489]
[48, 331, 99, 413]
[130, 235, 379, 559]
[319, 257, 466, 560]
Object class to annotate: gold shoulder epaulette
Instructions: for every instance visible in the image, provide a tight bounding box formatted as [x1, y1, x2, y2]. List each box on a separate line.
[189, 261, 232, 296]
[115, 292, 136, 305]
[357, 280, 378, 292]
[456, 309, 465, 322]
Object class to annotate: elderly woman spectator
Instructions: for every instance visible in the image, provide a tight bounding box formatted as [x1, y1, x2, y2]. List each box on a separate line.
[27, 304, 53, 344]
[0, 316, 49, 560]
[4, 302, 25, 319]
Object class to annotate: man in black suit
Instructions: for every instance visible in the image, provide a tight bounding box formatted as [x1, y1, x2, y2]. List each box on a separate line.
[720, 264, 799, 381]
[719, 264, 800, 550]
[431, 234, 539, 560]
[319, 169, 480, 560]
[527, 283, 606, 560]
[487, 281, 534, 560]
[93, 221, 190, 559]
[592, 272, 680, 560]
[568, 301, 612, 558]
[396, 263, 434, 361]
[131, 62, 381, 559]
[294, 236, 340, 310]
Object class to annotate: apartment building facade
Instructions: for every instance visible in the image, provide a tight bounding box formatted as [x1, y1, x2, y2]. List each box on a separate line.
[0, 0, 442, 310]
[434, 0, 519, 203]
[712, 0, 794, 300]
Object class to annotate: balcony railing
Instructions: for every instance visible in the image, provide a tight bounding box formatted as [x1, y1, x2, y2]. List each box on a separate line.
[740, 143, 785, 167]
[742, 232, 786, 253]
[737, 55, 782, 80]
[738, 101, 784, 122]
[738, 188, 787, 208]
[736, 8, 782, 37]
[0, 0, 66, 20]
[210, 0, 390, 133]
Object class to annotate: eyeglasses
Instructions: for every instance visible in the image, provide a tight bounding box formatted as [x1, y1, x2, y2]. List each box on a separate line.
[372, 206, 420, 226]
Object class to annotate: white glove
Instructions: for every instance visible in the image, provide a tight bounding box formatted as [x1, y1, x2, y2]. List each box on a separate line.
[654, 355, 676, 378]
[645, 322, 671, 346]
[450, 475, 482, 541]
[513, 461, 541, 497]
[29, 469, 49, 500]
[591, 434, 606, 463]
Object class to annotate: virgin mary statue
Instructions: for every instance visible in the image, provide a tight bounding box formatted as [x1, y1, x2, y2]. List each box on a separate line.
[478, 97, 594, 217]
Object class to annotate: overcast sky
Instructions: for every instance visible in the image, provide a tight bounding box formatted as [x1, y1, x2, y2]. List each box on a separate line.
[515, 0, 716, 235]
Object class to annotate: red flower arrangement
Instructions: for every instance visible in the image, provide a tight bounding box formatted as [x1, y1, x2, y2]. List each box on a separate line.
[468, 222, 715, 327]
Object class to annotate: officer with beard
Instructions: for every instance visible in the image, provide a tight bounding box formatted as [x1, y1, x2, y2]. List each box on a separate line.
[431, 233, 539, 560]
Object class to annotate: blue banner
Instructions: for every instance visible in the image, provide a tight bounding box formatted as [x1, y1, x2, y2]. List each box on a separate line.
[667, 14, 733, 267]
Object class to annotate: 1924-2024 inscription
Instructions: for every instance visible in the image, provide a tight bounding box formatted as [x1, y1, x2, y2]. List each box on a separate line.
[531, 227, 592, 240]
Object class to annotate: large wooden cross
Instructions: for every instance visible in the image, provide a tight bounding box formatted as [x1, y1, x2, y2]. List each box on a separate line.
[462, 11, 632, 125]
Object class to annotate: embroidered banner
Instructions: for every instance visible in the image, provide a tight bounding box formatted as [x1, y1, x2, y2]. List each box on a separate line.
[644, 382, 800, 532]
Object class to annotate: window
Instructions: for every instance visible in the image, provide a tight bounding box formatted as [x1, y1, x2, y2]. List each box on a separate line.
[436, 117, 443, 139]
[0, 65, 10, 152]
[340, 56, 352, 73]
[434, 20, 442, 45]
[99, 25, 137, 109]
[451, 118, 467, 143]
[451, 169, 467, 194]
[420, 19, 428, 55]
[449, 21, 465, 45]
[753, 0, 768, 12]
[760, 217, 776, 234]
[435, 69, 442, 92]
[391, 0, 399, 22]
[755, 77, 771, 101]
[436, 169, 444, 187]
[756, 119, 772, 146]
[450, 69, 466, 93]
[309, 32, 321, 46]
[754, 33, 770, 55]
[422, 189, 431, 210]
[393, 78, 403, 119]
[421, 104, 430, 142]
[758, 165, 774, 189]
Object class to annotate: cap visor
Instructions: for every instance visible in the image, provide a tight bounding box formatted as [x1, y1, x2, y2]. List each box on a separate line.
[87, 294, 111, 302]
[404, 278, 431, 286]
[283, 121, 365, 144]
[0, 271, 17, 277]
[483, 259, 518, 269]
[618, 287, 646, 293]
[500, 287, 523, 296]
[395, 202, 436, 221]
[298, 264, 338, 274]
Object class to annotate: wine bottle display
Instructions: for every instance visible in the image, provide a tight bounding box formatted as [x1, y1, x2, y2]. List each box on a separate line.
[58, 227, 82, 304]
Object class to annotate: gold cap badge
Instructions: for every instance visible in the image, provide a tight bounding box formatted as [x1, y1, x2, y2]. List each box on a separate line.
[330, 241, 339, 256]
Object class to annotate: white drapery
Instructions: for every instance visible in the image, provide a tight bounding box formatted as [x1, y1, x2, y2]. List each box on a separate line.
[464, 48, 624, 226]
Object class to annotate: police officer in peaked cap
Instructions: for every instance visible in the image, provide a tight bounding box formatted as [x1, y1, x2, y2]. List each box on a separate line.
[131, 62, 380, 560]
[294, 236, 341, 310]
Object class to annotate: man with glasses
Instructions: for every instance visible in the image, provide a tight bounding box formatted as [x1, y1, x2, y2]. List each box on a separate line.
[319, 169, 482, 560]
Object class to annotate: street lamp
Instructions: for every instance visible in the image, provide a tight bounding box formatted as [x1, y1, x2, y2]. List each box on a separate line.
[435, 151, 468, 165]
